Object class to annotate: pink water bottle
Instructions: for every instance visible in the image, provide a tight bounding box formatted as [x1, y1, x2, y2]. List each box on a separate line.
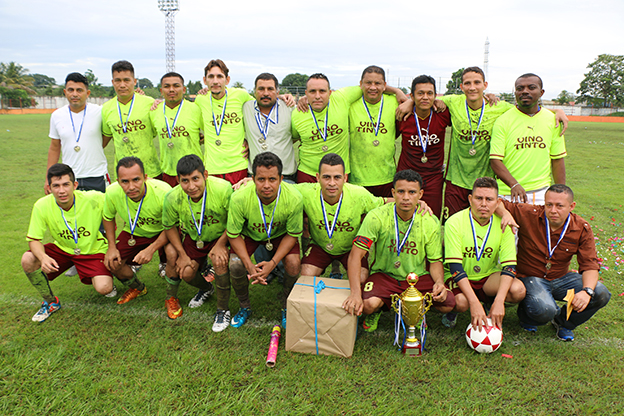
[266, 325, 281, 368]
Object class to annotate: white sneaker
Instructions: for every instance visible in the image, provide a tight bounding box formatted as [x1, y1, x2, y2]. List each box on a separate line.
[158, 263, 167, 278]
[104, 286, 118, 298]
[130, 265, 142, 274]
[212, 309, 231, 332]
[65, 265, 78, 277]
[187, 283, 214, 308]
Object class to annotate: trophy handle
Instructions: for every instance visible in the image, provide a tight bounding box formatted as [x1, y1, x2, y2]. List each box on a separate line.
[422, 292, 434, 315]
[390, 293, 400, 314]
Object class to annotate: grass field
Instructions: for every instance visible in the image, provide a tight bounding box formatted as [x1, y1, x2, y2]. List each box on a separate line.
[1, 115, 623, 415]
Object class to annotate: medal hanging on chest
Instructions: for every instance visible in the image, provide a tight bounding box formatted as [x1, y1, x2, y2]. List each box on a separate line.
[188, 187, 207, 248]
[469, 210, 493, 273]
[413, 108, 432, 164]
[69, 105, 87, 152]
[393, 205, 416, 269]
[164, 100, 184, 150]
[117, 95, 135, 144]
[258, 186, 282, 251]
[320, 191, 343, 252]
[544, 213, 571, 273]
[310, 102, 329, 152]
[126, 186, 147, 249]
[465, 99, 484, 156]
[58, 197, 80, 255]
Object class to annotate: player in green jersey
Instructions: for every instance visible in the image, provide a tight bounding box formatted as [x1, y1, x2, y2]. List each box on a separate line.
[22, 164, 115, 322]
[227, 152, 303, 329]
[443, 177, 525, 331]
[103, 157, 173, 307]
[162, 154, 236, 329]
[102, 60, 161, 179]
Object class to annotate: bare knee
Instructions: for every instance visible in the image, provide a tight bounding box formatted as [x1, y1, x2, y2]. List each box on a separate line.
[21, 251, 41, 273]
[454, 294, 469, 313]
[92, 275, 114, 295]
[301, 263, 322, 277]
[229, 254, 246, 277]
[506, 280, 526, 303]
[363, 298, 383, 315]
[284, 254, 301, 276]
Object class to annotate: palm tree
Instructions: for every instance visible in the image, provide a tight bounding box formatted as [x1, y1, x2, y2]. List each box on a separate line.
[0, 62, 36, 94]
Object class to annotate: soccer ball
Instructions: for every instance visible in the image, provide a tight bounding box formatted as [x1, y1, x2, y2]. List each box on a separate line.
[465, 319, 503, 354]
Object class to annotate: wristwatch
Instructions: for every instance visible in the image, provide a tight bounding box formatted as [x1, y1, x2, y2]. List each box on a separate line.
[582, 287, 595, 298]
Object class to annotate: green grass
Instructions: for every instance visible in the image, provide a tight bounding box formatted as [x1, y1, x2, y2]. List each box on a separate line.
[1, 115, 623, 415]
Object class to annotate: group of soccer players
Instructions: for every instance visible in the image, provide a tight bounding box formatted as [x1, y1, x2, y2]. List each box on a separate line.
[23, 59, 610, 343]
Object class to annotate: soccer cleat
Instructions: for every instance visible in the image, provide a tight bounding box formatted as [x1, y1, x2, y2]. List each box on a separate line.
[104, 286, 118, 298]
[32, 297, 61, 323]
[441, 312, 458, 328]
[188, 283, 214, 308]
[519, 321, 538, 333]
[552, 320, 575, 341]
[281, 308, 287, 329]
[165, 297, 183, 320]
[65, 265, 78, 277]
[363, 310, 382, 332]
[130, 264, 142, 274]
[212, 309, 231, 332]
[117, 286, 147, 304]
[158, 263, 167, 278]
[329, 272, 343, 280]
[231, 307, 252, 328]
[201, 265, 215, 282]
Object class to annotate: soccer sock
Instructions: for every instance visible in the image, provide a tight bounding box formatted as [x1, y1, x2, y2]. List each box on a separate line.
[282, 272, 300, 308]
[214, 272, 231, 310]
[188, 272, 211, 292]
[119, 272, 145, 291]
[230, 270, 251, 309]
[165, 276, 181, 298]
[26, 270, 55, 304]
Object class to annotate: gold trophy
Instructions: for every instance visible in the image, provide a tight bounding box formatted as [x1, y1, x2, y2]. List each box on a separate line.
[391, 273, 433, 356]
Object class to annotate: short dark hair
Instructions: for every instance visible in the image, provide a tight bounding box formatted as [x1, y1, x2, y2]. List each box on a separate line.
[116, 156, 144, 176]
[65, 72, 89, 88]
[461, 66, 485, 82]
[160, 72, 184, 85]
[361, 65, 385, 81]
[318, 153, 345, 174]
[255, 73, 279, 89]
[177, 154, 205, 177]
[517, 73, 543, 89]
[204, 59, 229, 77]
[307, 73, 330, 90]
[393, 169, 423, 189]
[472, 177, 498, 194]
[411, 75, 436, 96]
[252, 152, 283, 177]
[546, 184, 574, 201]
[47, 163, 75, 184]
[112, 60, 135, 76]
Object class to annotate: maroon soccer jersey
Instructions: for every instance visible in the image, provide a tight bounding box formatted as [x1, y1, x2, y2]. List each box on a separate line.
[397, 109, 451, 174]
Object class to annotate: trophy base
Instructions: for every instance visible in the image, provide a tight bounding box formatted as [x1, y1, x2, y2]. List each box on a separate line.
[402, 339, 422, 357]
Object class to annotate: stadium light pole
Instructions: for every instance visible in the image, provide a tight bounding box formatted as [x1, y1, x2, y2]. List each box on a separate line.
[158, 0, 180, 72]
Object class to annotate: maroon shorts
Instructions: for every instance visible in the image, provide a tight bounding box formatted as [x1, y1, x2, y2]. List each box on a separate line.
[443, 180, 471, 222]
[210, 169, 247, 186]
[297, 170, 317, 184]
[364, 182, 393, 198]
[182, 234, 220, 263]
[421, 172, 444, 219]
[34, 243, 112, 284]
[241, 234, 300, 258]
[446, 276, 493, 303]
[302, 243, 368, 270]
[116, 231, 159, 265]
[362, 272, 455, 310]
[152, 174, 164, 181]
[161, 173, 179, 188]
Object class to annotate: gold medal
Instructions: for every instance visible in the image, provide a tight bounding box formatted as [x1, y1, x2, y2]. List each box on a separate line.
[123, 136, 129, 143]
[546, 261, 552, 270]
[215, 140, 222, 146]
[74, 248, 81, 255]
[261, 144, 268, 150]
[196, 240, 204, 249]
[394, 260, 401, 269]
[322, 145, 329, 152]
[74, 146, 81, 152]
[469, 147, 476, 156]
[373, 140, 380, 147]
[128, 238, 136, 247]
[266, 241, 274, 251]
[474, 265, 481, 273]
[421, 156, 428, 163]
[167, 142, 174, 149]
[326, 243, 334, 251]
[259, 138, 266, 144]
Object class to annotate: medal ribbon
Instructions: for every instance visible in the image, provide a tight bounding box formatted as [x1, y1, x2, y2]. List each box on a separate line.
[117, 94, 135, 134]
[362, 95, 384, 136]
[163, 99, 184, 140]
[468, 211, 493, 262]
[320, 191, 343, 241]
[393, 205, 416, 257]
[69, 105, 87, 145]
[413, 108, 433, 156]
[210, 90, 228, 136]
[188, 187, 207, 239]
[465, 99, 485, 148]
[125, 185, 147, 237]
[58, 197, 79, 247]
[309, 101, 329, 142]
[254, 101, 279, 141]
[257, 185, 281, 241]
[545, 213, 571, 259]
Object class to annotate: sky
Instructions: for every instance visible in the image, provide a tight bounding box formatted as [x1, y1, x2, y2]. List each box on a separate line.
[1, 0, 623, 99]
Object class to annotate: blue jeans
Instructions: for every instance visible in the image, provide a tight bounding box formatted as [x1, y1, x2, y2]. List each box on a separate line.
[517, 272, 610, 329]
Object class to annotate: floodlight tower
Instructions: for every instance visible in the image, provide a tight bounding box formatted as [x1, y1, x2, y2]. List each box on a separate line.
[484, 37, 490, 80]
[158, 0, 180, 72]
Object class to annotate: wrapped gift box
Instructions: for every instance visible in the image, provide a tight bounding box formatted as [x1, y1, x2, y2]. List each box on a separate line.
[285, 275, 357, 358]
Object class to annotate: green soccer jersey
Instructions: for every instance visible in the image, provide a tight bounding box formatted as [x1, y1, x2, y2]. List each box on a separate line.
[194, 88, 253, 175]
[227, 181, 303, 242]
[102, 93, 162, 178]
[348, 94, 399, 186]
[490, 107, 566, 194]
[354, 203, 442, 281]
[441, 95, 513, 190]
[162, 176, 232, 242]
[296, 182, 385, 254]
[103, 179, 172, 238]
[291, 86, 362, 176]
[150, 100, 204, 176]
[444, 208, 516, 282]
[27, 190, 108, 255]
